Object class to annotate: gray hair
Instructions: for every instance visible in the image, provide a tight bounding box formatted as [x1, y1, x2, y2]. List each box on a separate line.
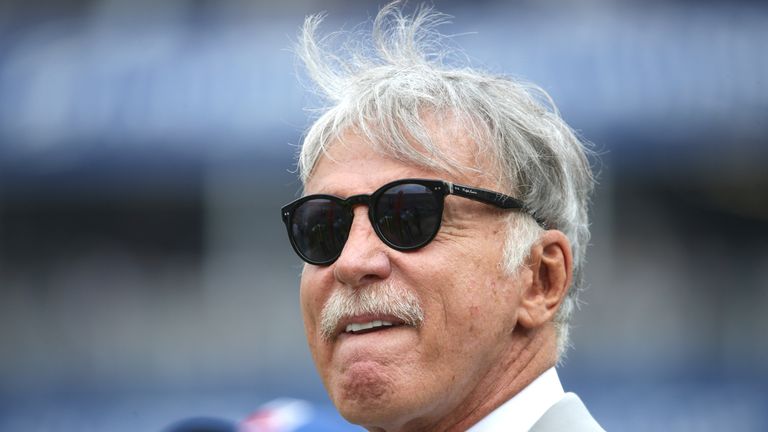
[294, 3, 594, 358]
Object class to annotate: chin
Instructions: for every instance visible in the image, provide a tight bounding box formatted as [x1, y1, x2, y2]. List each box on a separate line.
[331, 362, 405, 427]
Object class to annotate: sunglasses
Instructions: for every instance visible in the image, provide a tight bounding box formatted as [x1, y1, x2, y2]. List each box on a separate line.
[281, 178, 540, 265]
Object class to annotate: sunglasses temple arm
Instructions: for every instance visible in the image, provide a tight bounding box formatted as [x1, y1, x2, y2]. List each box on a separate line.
[448, 182, 524, 208]
[448, 182, 547, 228]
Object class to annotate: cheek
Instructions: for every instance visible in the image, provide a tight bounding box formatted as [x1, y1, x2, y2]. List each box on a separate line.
[299, 270, 327, 334]
[487, 279, 522, 334]
[299, 276, 329, 370]
[430, 262, 520, 344]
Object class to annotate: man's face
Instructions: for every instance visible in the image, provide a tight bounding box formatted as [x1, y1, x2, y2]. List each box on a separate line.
[299, 127, 532, 431]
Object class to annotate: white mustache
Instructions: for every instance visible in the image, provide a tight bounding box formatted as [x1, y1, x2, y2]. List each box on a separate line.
[319, 281, 424, 341]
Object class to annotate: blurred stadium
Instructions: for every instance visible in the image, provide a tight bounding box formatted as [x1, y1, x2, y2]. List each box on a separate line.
[0, 0, 766, 430]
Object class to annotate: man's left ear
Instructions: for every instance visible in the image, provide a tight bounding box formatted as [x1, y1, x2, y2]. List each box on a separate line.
[516, 230, 573, 329]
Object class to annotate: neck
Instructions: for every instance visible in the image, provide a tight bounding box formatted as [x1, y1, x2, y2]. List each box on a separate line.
[446, 325, 557, 432]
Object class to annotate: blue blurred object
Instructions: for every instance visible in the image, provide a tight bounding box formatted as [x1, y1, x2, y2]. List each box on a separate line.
[163, 417, 238, 432]
[239, 398, 362, 432]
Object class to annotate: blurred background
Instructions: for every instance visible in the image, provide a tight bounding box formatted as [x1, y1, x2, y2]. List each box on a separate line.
[1, 0, 767, 431]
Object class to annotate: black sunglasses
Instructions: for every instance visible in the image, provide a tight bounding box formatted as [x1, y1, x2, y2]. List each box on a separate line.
[281, 178, 541, 265]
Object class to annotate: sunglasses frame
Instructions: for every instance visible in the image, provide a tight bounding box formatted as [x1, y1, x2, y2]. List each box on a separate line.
[281, 178, 539, 265]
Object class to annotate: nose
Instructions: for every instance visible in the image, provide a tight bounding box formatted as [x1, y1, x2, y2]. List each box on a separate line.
[333, 206, 392, 287]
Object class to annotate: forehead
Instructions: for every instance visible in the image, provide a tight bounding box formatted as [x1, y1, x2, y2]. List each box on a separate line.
[304, 122, 498, 195]
[304, 136, 435, 195]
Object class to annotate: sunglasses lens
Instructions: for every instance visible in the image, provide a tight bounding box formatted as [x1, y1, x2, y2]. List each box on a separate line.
[374, 183, 441, 249]
[290, 199, 351, 263]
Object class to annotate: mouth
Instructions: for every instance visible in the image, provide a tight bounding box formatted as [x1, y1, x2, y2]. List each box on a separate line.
[345, 320, 397, 335]
[336, 316, 409, 338]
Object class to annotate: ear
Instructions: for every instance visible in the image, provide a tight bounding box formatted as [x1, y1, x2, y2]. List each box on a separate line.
[516, 230, 573, 329]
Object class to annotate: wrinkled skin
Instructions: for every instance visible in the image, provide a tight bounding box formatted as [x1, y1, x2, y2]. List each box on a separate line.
[299, 126, 573, 432]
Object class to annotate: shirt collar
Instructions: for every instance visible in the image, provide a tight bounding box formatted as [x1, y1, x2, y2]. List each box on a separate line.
[466, 367, 565, 432]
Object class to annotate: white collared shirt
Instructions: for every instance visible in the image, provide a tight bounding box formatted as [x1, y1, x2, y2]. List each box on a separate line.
[467, 367, 565, 432]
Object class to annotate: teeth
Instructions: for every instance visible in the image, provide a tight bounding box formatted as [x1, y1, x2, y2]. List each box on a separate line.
[346, 320, 394, 333]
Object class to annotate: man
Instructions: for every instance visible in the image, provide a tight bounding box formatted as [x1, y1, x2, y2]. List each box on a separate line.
[280, 3, 603, 431]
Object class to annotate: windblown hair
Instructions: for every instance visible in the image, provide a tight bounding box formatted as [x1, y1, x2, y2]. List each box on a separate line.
[295, 2, 595, 358]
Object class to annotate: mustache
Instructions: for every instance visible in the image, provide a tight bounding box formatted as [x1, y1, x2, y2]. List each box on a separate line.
[319, 281, 424, 341]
